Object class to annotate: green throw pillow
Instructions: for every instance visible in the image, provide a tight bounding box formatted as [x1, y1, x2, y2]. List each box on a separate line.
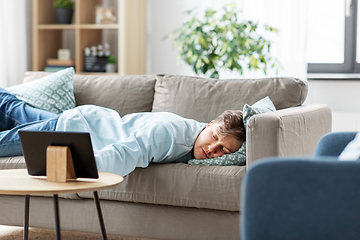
[188, 96, 276, 166]
[6, 67, 76, 114]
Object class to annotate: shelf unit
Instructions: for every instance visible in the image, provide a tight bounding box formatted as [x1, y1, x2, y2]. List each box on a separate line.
[32, 0, 146, 75]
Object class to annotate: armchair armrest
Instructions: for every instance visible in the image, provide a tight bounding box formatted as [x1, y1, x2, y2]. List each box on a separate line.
[241, 158, 360, 240]
[246, 104, 331, 167]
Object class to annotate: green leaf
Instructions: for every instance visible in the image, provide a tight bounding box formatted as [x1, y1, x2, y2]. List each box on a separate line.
[201, 55, 210, 64]
[249, 55, 258, 68]
[227, 58, 233, 68]
[205, 10, 216, 17]
[199, 36, 206, 46]
[54, 0, 74, 9]
[195, 58, 202, 69]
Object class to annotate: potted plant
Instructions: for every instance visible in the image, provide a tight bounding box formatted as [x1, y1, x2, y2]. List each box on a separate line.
[166, 4, 280, 79]
[53, 0, 75, 24]
[106, 55, 117, 73]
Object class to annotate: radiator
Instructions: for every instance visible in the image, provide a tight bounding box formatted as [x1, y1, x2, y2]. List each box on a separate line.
[332, 112, 360, 132]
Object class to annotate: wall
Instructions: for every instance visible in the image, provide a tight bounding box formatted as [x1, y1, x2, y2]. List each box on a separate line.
[307, 79, 360, 132]
[26, 1, 32, 73]
[307, 80, 360, 112]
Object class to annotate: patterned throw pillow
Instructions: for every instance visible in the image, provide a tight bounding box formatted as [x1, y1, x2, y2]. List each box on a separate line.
[6, 67, 75, 114]
[188, 96, 276, 166]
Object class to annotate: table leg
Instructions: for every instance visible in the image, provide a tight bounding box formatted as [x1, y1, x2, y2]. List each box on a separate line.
[53, 194, 61, 240]
[24, 195, 30, 240]
[93, 191, 108, 240]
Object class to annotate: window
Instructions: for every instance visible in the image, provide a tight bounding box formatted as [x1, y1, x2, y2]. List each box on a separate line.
[307, 0, 359, 73]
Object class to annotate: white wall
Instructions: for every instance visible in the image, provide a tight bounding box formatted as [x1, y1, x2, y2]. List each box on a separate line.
[306, 80, 360, 132]
[307, 80, 360, 112]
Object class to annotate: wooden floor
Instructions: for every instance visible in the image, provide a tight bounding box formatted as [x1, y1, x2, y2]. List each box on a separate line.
[0, 225, 148, 240]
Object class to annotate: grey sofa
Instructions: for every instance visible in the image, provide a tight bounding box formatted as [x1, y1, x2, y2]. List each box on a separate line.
[0, 72, 331, 240]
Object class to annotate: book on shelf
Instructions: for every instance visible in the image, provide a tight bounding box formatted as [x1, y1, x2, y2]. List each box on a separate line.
[44, 66, 72, 72]
[44, 58, 75, 72]
[46, 58, 75, 66]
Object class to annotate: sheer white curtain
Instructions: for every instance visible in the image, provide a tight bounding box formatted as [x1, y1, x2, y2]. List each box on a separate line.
[220, 0, 309, 80]
[0, 1, 29, 88]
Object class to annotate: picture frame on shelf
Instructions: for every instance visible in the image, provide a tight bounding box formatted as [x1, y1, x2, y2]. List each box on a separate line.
[95, 6, 116, 24]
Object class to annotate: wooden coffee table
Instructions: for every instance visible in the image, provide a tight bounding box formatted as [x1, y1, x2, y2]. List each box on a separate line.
[0, 169, 123, 240]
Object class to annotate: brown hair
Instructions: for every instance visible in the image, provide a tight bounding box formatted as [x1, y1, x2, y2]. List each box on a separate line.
[213, 110, 246, 143]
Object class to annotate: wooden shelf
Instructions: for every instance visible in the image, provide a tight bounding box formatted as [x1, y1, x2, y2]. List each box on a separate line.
[79, 24, 119, 29]
[37, 24, 77, 30]
[37, 24, 119, 30]
[32, 0, 146, 75]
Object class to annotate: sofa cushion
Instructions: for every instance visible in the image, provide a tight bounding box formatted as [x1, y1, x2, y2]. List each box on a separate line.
[7, 68, 75, 114]
[152, 74, 308, 123]
[0, 157, 245, 211]
[0, 156, 27, 169]
[71, 74, 157, 116]
[77, 163, 246, 211]
[23, 72, 157, 116]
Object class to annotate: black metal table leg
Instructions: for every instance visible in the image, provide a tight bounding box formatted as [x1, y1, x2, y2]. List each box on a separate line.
[24, 195, 30, 240]
[53, 194, 61, 240]
[93, 191, 108, 240]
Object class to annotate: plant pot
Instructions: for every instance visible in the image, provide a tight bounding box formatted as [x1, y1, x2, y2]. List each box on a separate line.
[55, 8, 73, 24]
[106, 63, 116, 73]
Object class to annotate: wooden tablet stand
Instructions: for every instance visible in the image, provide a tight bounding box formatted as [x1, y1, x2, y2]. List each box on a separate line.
[46, 146, 77, 183]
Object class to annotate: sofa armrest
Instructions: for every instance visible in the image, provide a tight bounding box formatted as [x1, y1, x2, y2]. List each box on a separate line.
[246, 104, 332, 167]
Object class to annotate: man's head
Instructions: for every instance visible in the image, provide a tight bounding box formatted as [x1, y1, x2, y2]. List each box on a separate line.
[193, 110, 246, 159]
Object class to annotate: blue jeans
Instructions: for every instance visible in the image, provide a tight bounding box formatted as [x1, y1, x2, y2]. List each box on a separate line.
[0, 88, 59, 157]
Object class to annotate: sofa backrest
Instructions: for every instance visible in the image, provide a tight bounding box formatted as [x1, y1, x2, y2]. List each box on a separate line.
[23, 72, 308, 122]
[71, 74, 156, 116]
[152, 74, 308, 123]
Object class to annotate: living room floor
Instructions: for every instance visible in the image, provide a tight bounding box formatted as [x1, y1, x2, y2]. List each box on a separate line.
[0, 225, 151, 240]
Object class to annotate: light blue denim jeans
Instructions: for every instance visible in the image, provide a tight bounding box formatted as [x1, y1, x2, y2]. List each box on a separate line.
[0, 88, 59, 157]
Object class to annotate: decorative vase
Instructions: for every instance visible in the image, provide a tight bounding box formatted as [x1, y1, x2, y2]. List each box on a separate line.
[55, 8, 74, 24]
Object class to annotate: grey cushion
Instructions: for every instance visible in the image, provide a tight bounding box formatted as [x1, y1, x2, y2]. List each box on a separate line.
[78, 163, 246, 211]
[0, 156, 26, 169]
[151, 74, 308, 123]
[72, 74, 156, 116]
[0, 156, 245, 211]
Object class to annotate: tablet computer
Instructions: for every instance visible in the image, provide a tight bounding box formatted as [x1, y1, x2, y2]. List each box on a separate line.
[18, 130, 98, 179]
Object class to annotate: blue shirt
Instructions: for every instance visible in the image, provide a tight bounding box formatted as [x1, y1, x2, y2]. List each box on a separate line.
[55, 105, 205, 176]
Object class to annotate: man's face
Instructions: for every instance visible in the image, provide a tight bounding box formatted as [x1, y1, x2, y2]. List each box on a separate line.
[193, 122, 243, 159]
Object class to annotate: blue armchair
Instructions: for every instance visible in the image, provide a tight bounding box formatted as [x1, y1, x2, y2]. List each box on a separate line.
[241, 132, 360, 240]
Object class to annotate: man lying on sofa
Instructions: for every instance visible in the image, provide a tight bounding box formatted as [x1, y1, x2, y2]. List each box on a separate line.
[0, 88, 245, 177]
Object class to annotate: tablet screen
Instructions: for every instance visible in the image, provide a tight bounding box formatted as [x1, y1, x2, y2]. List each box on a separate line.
[18, 130, 98, 179]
